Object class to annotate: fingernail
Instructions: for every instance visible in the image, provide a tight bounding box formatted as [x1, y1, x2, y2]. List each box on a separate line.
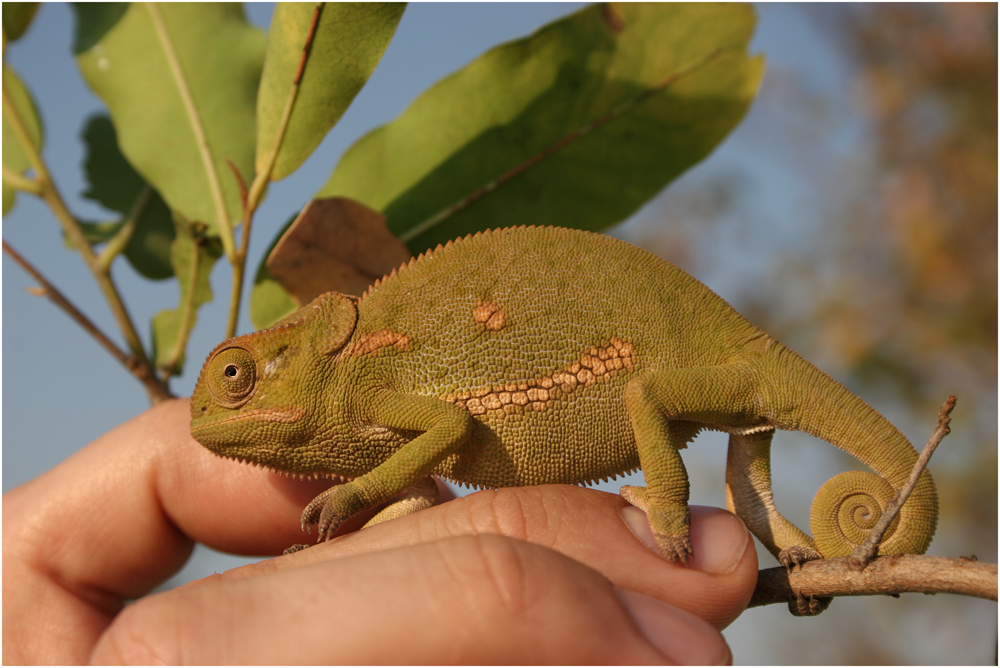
[688, 506, 749, 575]
[615, 588, 731, 665]
[618, 505, 661, 554]
[618, 505, 748, 574]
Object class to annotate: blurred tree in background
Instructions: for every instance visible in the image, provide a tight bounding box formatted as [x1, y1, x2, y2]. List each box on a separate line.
[812, 3, 996, 409]
[626, 5, 996, 662]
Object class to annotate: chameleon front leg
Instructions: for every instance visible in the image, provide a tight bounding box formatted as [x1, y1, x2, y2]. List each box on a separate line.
[302, 393, 473, 541]
[620, 366, 765, 563]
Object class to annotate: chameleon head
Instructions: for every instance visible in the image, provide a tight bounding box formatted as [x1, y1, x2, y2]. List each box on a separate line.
[189, 291, 358, 472]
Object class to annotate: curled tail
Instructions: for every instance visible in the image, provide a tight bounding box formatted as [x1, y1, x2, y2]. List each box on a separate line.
[769, 346, 938, 557]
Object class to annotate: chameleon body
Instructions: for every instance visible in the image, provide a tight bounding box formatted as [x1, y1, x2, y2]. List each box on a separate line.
[191, 225, 937, 563]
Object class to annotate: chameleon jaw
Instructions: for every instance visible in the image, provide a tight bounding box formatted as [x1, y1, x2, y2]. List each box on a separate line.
[207, 448, 349, 482]
[191, 406, 306, 434]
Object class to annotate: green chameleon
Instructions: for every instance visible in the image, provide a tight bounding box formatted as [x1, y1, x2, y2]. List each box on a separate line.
[191, 225, 937, 565]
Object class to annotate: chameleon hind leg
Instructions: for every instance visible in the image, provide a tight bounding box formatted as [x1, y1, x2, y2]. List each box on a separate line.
[727, 430, 830, 616]
[725, 430, 822, 567]
[362, 476, 441, 528]
[620, 366, 766, 563]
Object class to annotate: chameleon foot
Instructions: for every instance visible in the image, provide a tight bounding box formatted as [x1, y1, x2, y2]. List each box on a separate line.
[653, 532, 694, 564]
[620, 485, 693, 563]
[300, 486, 338, 533]
[299, 486, 354, 541]
[789, 594, 832, 617]
[283, 544, 311, 555]
[316, 503, 351, 541]
[778, 545, 823, 571]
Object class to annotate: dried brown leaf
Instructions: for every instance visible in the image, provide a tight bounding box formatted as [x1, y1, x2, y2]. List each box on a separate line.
[266, 197, 411, 305]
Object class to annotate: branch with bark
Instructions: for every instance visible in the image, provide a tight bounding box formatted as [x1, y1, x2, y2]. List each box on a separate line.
[749, 395, 998, 614]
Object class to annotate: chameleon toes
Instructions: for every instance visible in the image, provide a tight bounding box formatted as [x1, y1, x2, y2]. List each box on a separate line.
[653, 533, 694, 564]
[317, 504, 349, 541]
[778, 545, 823, 571]
[789, 594, 832, 617]
[300, 488, 334, 532]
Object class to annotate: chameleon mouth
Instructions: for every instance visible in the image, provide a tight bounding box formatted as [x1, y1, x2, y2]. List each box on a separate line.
[191, 406, 306, 433]
[213, 450, 350, 482]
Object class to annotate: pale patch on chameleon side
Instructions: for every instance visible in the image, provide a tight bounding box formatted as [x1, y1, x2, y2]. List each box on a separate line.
[340, 329, 411, 358]
[472, 300, 507, 331]
[441, 337, 636, 416]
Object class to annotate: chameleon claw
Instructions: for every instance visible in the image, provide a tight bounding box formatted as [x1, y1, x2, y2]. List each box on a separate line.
[789, 593, 832, 616]
[778, 545, 823, 571]
[653, 532, 694, 564]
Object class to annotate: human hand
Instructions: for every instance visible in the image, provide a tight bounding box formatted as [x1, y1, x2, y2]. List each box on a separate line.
[3, 399, 757, 664]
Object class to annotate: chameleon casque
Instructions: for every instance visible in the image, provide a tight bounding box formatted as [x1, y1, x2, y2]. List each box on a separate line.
[191, 225, 937, 564]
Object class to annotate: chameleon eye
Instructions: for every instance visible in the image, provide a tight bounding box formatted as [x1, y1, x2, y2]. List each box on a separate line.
[206, 347, 257, 407]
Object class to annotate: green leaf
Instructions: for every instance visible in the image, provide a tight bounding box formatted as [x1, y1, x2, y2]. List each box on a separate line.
[2, 64, 43, 214]
[3, 2, 39, 41]
[73, 3, 265, 237]
[151, 219, 223, 375]
[70, 219, 125, 246]
[249, 212, 298, 330]
[317, 2, 764, 253]
[257, 2, 405, 180]
[81, 114, 175, 279]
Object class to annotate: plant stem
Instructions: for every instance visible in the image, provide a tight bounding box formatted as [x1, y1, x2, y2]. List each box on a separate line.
[160, 234, 205, 381]
[3, 240, 173, 403]
[224, 2, 324, 339]
[97, 185, 152, 273]
[2, 75, 162, 400]
[2, 164, 42, 194]
[146, 2, 235, 262]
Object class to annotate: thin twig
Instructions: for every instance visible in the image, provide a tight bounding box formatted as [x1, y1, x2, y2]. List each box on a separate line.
[97, 185, 153, 273]
[225, 2, 324, 339]
[750, 554, 997, 609]
[160, 232, 206, 381]
[3, 240, 173, 403]
[3, 73, 163, 401]
[2, 164, 42, 194]
[849, 395, 957, 568]
[401, 45, 733, 244]
[146, 2, 235, 262]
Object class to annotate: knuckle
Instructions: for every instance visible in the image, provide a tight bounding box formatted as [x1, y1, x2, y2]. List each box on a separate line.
[444, 534, 536, 620]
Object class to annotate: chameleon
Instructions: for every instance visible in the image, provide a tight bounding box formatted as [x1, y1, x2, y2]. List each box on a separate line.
[190, 225, 937, 565]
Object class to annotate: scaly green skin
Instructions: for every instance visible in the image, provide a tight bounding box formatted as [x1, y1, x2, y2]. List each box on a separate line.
[191, 225, 937, 564]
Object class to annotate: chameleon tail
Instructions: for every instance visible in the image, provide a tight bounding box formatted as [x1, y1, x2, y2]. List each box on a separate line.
[770, 347, 938, 558]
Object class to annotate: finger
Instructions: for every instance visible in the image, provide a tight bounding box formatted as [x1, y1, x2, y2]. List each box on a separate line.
[2, 399, 326, 663]
[241, 486, 757, 629]
[91, 535, 730, 665]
